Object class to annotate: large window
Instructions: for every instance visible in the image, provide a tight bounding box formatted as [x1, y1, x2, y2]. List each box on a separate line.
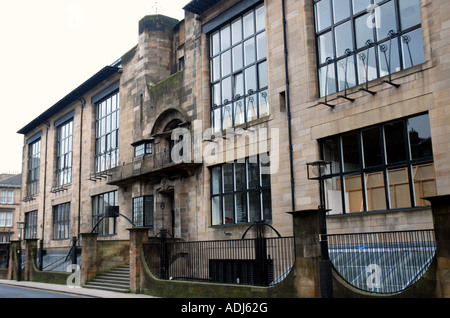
[314, 0, 424, 97]
[320, 113, 436, 214]
[210, 4, 268, 133]
[133, 196, 154, 227]
[53, 203, 70, 240]
[210, 155, 271, 225]
[25, 211, 38, 239]
[0, 212, 12, 227]
[95, 91, 119, 173]
[92, 191, 117, 235]
[56, 120, 73, 186]
[27, 139, 41, 196]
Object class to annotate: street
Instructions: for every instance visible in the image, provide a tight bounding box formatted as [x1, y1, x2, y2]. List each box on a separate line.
[0, 283, 86, 298]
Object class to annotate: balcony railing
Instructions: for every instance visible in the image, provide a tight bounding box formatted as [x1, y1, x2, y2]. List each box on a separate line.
[108, 151, 201, 185]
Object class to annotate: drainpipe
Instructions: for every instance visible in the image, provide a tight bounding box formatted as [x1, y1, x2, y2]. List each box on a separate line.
[282, 0, 295, 212]
[39, 120, 50, 270]
[76, 97, 86, 240]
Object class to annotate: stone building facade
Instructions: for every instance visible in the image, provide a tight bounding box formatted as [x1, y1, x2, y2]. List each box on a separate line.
[17, 0, 449, 250]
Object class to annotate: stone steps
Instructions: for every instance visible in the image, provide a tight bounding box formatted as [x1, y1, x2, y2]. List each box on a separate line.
[84, 264, 130, 293]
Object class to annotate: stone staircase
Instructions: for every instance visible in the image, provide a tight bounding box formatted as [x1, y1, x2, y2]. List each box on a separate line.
[84, 264, 130, 293]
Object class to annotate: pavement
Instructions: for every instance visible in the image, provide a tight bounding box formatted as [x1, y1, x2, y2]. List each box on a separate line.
[0, 279, 157, 298]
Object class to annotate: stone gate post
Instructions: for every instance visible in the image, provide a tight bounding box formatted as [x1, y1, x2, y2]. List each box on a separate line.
[24, 239, 38, 281]
[128, 228, 150, 293]
[289, 210, 322, 298]
[426, 195, 450, 298]
[80, 233, 98, 286]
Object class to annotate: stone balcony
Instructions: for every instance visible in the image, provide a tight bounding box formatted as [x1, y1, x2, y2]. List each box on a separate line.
[107, 151, 202, 186]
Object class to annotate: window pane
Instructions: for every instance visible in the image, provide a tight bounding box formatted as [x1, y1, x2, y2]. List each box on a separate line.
[259, 90, 269, 118]
[362, 127, 383, 167]
[231, 18, 242, 45]
[376, 1, 397, 40]
[337, 56, 356, 91]
[319, 63, 336, 97]
[221, 26, 231, 50]
[335, 21, 353, 58]
[244, 38, 255, 66]
[318, 31, 334, 64]
[256, 31, 266, 60]
[315, 0, 332, 32]
[344, 173, 364, 213]
[223, 163, 234, 192]
[262, 190, 271, 220]
[323, 136, 341, 173]
[333, 0, 350, 22]
[248, 191, 261, 222]
[245, 65, 257, 94]
[234, 100, 245, 126]
[211, 56, 220, 82]
[408, 114, 432, 160]
[232, 44, 243, 72]
[235, 162, 246, 191]
[212, 196, 222, 225]
[399, 0, 421, 31]
[222, 76, 232, 103]
[221, 50, 231, 76]
[357, 47, 377, 84]
[258, 61, 268, 89]
[223, 105, 233, 130]
[212, 83, 221, 106]
[378, 41, 401, 76]
[366, 171, 387, 211]
[255, 5, 265, 32]
[248, 159, 259, 189]
[353, 0, 371, 14]
[388, 167, 411, 208]
[355, 12, 374, 49]
[243, 11, 254, 38]
[224, 194, 234, 224]
[413, 163, 436, 206]
[235, 192, 248, 223]
[342, 132, 361, 171]
[401, 28, 424, 68]
[246, 94, 258, 122]
[211, 166, 222, 194]
[325, 176, 343, 214]
[384, 121, 407, 163]
[212, 107, 222, 133]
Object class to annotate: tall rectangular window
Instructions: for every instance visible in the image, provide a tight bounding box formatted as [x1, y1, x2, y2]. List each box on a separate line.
[56, 120, 73, 186]
[27, 139, 41, 196]
[320, 113, 436, 214]
[133, 196, 154, 227]
[25, 211, 38, 239]
[53, 203, 70, 240]
[210, 4, 268, 133]
[92, 191, 117, 235]
[95, 91, 120, 173]
[314, 0, 424, 97]
[210, 155, 271, 225]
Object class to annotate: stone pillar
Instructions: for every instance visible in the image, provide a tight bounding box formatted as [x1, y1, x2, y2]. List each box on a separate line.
[7, 240, 20, 280]
[426, 195, 450, 298]
[24, 239, 38, 281]
[289, 210, 322, 298]
[80, 233, 98, 286]
[128, 228, 150, 293]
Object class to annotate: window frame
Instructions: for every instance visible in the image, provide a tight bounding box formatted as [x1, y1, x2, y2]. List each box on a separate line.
[210, 155, 272, 226]
[0, 212, 12, 227]
[209, 3, 269, 133]
[53, 203, 70, 240]
[27, 138, 41, 197]
[92, 191, 118, 236]
[0, 190, 14, 204]
[56, 119, 74, 186]
[320, 113, 435, 214]
[94, 90, 120, 173]
[25, 210, 38, 239]
[132, 195, 154, 227]
[313, 0, 424, 97]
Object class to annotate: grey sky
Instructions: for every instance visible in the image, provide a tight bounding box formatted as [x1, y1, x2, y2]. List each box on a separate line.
[0, 0, 188, 173]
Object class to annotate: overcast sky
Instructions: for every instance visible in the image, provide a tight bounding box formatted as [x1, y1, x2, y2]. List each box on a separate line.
[0, 0, 189, 174]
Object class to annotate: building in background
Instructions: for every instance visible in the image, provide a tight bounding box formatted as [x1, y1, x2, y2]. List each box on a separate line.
[16, 0, 449, 251]
[0, 174, 21, 243]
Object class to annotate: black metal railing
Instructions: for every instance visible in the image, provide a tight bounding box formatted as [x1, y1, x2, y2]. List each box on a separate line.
[328, 230, 436, 294]
[143, 235, 295, 287]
